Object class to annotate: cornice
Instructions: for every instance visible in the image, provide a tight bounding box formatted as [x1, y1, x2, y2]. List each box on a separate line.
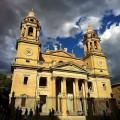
[11, 64, 39, 71]
[88, 73, 111, 79]
[17, 39, 40, 46]
[83, 52, 106, 60]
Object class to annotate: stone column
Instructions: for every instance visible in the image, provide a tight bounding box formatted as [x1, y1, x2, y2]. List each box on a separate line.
[82, 80, 88, 116]
[52, 76, 56, 110]
[84, 80, 89, 97]
[73, 79, 79, 112]
[82, 80, 85, 97]
[91, 42, 94, 50]
[47, 76, 52, 111]
[97, 41, 101, 51]
[61, 77, 67, 115]
[88, 42, 90, 51]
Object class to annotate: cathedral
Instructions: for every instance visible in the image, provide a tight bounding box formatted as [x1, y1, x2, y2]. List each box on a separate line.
[10, 10, 112, 119]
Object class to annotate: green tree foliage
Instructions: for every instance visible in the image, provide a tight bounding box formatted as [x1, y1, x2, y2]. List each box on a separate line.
[0, 73, 11, 93]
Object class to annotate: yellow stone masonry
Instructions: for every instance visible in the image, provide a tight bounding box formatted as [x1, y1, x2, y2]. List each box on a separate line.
[10, 10, 112, 120]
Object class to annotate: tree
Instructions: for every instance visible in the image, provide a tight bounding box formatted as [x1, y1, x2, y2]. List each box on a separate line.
[0, 73, 11, 93]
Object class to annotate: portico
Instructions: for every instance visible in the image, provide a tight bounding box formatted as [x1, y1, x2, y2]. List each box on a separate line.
[53, 77, 88, 115]
[37, 62, 89, 116]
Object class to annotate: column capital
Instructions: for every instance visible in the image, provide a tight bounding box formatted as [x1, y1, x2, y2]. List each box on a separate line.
[61, 77, 67, 80]
[51, 76, 56, 80]
[61, 78, 67, 97]
[83, 79, 88, 83]
[74, 78, 79, 81]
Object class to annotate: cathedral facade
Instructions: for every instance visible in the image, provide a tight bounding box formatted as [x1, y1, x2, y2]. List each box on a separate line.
[10, 10, 112, 119]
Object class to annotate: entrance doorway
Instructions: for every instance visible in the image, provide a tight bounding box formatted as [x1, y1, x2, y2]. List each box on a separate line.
[38, 95, 47, 113]
[66, 78, 74, 113]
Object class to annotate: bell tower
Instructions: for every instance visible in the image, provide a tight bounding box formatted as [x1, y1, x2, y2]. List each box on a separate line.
[10, 10, 41, 110]
[83, 26, 103, 56]
[83, 26, 109, 77]
[83, 26, 112, 98]
[15, 9, 41, 67]
[20, 9, 40, 41]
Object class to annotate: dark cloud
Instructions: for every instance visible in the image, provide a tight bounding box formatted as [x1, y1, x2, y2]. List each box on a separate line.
[0, 60, 10, 73]
[0, 0, 18, 73]
[9, 0, 109, 37]
[102, 37, 120, 84]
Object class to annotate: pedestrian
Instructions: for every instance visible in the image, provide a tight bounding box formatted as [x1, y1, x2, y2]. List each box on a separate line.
[103, 110, 107, 120]
[35, 106, 39, 119]
[29, 109, 33, 120]
[49, 109, 52, 117]
[15, 106, 19, 120]
[19, 108, 22, 120]
[51, 108, 55, 116]
[24, 108, 28, 120]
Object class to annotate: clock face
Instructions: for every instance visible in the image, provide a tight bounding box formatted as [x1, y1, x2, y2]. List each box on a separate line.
[25, 48, 33, 56]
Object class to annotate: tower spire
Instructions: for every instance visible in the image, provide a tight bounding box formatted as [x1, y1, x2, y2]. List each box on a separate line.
[83, 26, 102, 56]
[20, 10, 40, 42]
[27, 9, 36, 17]
[87, 25, 93, 33]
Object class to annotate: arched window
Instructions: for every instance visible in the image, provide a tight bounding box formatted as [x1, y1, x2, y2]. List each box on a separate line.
[30, 18, 34, 22]
[92, 33, 96, 38]
[94, 41, 98, 49]
[88, 82, 93, 91]
[28, 27, 33, 36]
[90, 42, 93, 50]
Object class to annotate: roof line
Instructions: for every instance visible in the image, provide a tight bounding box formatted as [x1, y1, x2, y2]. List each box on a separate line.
[42, 50, 82, 60]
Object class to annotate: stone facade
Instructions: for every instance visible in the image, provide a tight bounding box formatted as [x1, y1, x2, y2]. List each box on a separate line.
[10, 10, 112, 119]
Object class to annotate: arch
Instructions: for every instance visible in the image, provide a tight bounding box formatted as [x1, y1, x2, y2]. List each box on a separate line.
[92, 33, 96, 38]
[94, 41, 98, 49]
[90, 42, 93, 50]
[30, 18, 34, 22]
[28, 26, 33, 36]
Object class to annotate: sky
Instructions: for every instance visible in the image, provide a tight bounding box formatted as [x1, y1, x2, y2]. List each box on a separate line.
[0, 0, 120, 84]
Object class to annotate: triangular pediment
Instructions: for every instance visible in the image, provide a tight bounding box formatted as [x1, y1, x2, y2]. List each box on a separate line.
[45, 50, 75, 58]
[51, 62, 86, 73]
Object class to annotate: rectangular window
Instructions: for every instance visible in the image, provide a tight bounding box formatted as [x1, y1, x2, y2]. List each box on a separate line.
[40, 95, 46, 104]
[26, 59, 30, 63]
[88, 82, 93, 91]
[24, 77, 28, 85]
[39, 77, 47, 87]
[21, 97, 26, 107]
[103, 83, 106, 90]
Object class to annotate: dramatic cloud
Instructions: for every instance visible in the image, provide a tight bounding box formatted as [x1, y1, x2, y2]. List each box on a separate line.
[100, 24, 120, 83]
[0, 0, 120, 84]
